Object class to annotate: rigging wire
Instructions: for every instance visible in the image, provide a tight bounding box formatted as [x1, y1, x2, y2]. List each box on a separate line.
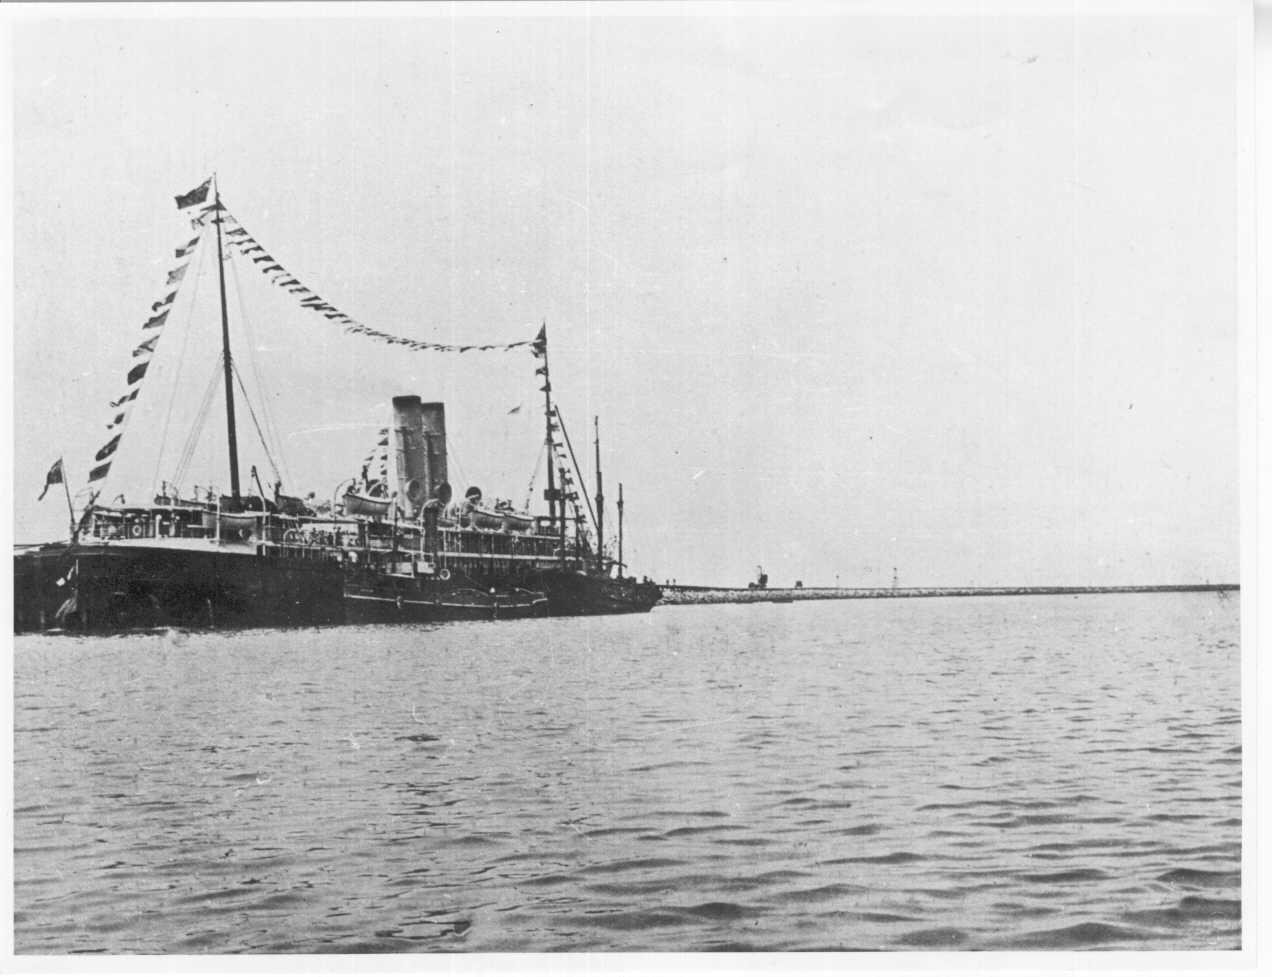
[229, 250, 291, 486]
[444, 435, 469, 496]
[150, 238, 209, 495]
[227, 251, 292, 488]
[523, 440, 545, 510]
[171, 358, 224, 489]
[231, 360, 282, 487]
[171, 357, 225, 491]
[553, 408, 598, 531]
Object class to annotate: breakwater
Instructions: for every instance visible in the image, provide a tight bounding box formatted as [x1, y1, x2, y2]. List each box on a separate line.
[659, 583, 1236, 605]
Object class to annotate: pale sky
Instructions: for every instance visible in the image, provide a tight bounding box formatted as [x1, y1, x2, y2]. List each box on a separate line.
[8, 3, 1242, 588]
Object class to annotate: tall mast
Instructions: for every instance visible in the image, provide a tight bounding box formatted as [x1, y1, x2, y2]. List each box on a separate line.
[617, 481, 624, 575]
[594, 416, 604, 573]
[213, 175, 242, 503]
[557, 464, 569, 563]
[534, 324, 557, 532]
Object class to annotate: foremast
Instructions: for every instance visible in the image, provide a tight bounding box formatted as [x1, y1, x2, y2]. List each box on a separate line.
[533, 325, 567, 562]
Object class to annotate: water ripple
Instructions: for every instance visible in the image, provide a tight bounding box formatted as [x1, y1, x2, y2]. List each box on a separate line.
[13, 593, 1240, 952]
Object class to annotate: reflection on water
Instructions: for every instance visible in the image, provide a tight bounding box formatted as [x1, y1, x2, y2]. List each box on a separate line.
[14, 593, 1240, 952]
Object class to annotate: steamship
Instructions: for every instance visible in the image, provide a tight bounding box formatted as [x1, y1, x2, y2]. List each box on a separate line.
[14, 179, 661, 633]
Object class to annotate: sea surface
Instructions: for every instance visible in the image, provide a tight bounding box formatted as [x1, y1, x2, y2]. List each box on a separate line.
[13, 592, 1241, 953]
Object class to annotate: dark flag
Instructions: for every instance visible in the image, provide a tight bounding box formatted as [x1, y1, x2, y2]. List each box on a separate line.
[226, 227, 249, 238]
[166, 264, 188, 286]
[507, 405, 522, 415]
[37, 458, 64, 501]
[175, 236, 200, 258]
[107, 412, 126, 429]
[251, 254, 274, 264]
[110, 389, 139, 408]
[175, 178, 212, 210]
[532, 324, 547, 356]
[241, 244, 264, 255]
[127, 361, 149, 386]
[95, 434, 122, 463]
[261, 264, 283, 274]
[152, 291, 177, 312]
[133, 334, 160, 357]
[89, 460, 112, 482]
[143, 310, 170, 330]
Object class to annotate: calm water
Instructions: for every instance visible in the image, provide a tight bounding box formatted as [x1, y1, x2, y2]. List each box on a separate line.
[14, 593, 1240, 953]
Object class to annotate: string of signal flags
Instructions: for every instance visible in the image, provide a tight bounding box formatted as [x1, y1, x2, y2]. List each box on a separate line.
[185, 181, 540, 355]
[81, 177, 550, 486]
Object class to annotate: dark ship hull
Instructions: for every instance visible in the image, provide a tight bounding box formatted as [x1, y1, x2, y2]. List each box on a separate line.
[536, 568, 662, 616]
[14, 538, 655, 634]
[14, 541, 345, 633]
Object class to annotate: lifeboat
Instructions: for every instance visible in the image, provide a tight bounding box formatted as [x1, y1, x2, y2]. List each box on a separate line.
[209, 510, 260, 542]
[462, 501, 534, 533]
[343, 488, 393, 519]
[499, 508, 535, 533]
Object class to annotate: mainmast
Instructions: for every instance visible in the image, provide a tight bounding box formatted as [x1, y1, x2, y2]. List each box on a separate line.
[617, 481, 625, 575]
[594, 416, 604, 573]
[212, 175, 242, 503]
[533, 324, 560, 540]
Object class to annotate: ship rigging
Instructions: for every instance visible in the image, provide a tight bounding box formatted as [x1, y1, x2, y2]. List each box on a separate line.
[15, 176, 661, 632]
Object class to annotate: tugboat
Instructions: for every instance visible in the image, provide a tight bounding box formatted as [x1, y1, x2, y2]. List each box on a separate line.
[14, 177, 660, 633]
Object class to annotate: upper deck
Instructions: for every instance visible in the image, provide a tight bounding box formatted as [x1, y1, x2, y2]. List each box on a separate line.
[79, 500, 590, 574]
